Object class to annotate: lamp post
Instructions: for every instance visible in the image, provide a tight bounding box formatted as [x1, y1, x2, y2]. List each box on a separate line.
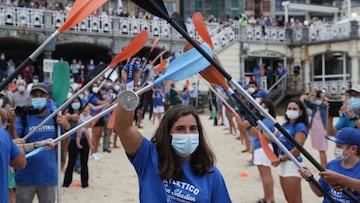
[350, 12, 359, 39]
[240, 42, 249, 82]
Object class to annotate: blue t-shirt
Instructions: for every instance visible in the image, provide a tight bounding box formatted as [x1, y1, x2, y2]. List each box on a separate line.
[335, 115, 356, 130]
[154, 90, 164, 107]
[0, 130, 20, 203]
[88, 93, 102, 115]
[277, 122, 308, 162]
[123, 58, 141, 82]
[253, 118, 275, 150]
[128, 137, 232, 203]
[15, 110, 58, 186]
[320, 160, 360, 203]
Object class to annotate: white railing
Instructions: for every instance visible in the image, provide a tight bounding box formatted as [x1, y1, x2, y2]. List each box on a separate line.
[0, 5, 356, 44]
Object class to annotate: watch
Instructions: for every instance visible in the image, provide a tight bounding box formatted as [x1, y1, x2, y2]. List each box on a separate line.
[118, 91, 139, 111]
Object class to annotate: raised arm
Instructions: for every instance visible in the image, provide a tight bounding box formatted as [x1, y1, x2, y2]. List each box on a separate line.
[115, 101, 142, 156]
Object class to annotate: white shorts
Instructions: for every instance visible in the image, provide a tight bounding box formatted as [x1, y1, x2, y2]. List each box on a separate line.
[253, 144, 273, 167]
[125, 81, 134, 91]
[153, 106, 165, 113]
[278, 159, 302, 177]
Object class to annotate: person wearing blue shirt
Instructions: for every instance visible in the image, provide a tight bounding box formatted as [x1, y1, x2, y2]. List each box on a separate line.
[299, 127, 360, 203]
[327, 86, 360, 136]
[14, 83, 70, 203]
[272, 99, 309, 203]
[0, 128, 26, 203]
[115, 104, 232, 202]
[121, 57, 142, 91]
[243, 99, 276, 203]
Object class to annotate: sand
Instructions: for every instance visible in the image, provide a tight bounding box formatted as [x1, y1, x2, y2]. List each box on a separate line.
[59, 113, 333, 203]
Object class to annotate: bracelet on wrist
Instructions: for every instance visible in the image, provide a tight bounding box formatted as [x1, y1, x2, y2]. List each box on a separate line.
[34, 142, 37, 149]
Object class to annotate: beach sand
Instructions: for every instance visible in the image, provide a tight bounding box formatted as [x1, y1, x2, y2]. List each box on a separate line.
[59, 113, 333, 203]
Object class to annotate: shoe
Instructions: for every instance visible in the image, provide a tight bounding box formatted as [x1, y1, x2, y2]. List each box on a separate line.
[82, 183, 89, 188]
[236, 136, 241, 140]
[241, 149, 247, 153]
[91, 153, 101, 160]
[103, 149, 111, 153]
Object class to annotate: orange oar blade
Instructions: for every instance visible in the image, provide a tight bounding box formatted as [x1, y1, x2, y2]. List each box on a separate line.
[192, 12, 215, 50]
[59, 0, 107, 33]
[109, 30, 149, 68]
[200, 65, 229, 90]
[150, 37, 160, 52]
[154, 59, 168, 73]
[257, 130, 278, 162]
[67, 0, 87, 20]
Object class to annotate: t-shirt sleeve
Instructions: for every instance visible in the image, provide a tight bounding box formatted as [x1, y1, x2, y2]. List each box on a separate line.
[6, 131, 20, 160]
[295, 123, 308, 137]
[127, 136, 155, 178]
[211, 167, 232, 202]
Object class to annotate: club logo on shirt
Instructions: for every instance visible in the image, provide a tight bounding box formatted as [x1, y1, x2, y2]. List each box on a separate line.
[163, 179, 199, 202]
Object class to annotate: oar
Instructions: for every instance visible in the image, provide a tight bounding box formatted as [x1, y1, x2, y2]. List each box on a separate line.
[0, 0, 107, 91]
[140, 49, 168, 87]
[198, 75, 277, 161]
[26, 44, 213, 158]
[141, 36, 160, 69]
[52, 61, 70, 203]
[192, 11, 342, 203]
[23, 30, 149, 141]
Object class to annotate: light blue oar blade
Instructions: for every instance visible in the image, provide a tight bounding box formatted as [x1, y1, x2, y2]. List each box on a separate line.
[25, 146, 45, 158]
[153, 44, 212, 86]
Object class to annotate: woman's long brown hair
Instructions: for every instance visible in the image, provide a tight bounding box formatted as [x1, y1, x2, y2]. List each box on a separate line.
[151, 105, 216, 180]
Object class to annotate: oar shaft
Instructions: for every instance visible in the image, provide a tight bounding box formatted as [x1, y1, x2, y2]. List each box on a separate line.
[23, 66, 109, 140]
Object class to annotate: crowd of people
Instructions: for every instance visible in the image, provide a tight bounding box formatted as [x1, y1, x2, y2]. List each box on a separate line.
[1, 53, 360, 202]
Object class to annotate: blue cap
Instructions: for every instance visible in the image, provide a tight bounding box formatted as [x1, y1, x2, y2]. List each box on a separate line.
[326, 127, 360, 147]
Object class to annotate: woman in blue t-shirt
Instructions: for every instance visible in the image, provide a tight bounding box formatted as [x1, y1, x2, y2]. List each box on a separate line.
[272, 99, 309, 203]
[63, 97, 91, 188]
[115, 104, 232, 202]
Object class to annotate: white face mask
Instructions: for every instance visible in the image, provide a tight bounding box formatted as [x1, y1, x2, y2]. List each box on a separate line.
[248, 87, 256, 94]
[171, 133, 199, 157]
[18, 85, 25, 92]
[334, 147, 351, 161]
[255, 97, 262, 103]
[314, 100, 322, 106]
[92, 87, 99, 93]
[286, 110, 299, 120]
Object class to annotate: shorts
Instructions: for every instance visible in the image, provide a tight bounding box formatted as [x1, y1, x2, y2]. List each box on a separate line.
[126, 81, 134, 91]
[153, 106, 164, 113]
[8, 167, 15, 189]
[94, 117, 105, 127]
[16, 185, 56, 203]
[278, 159, 302, 177]
[253, 144, 273, 167]
[216, 102, 223, 113]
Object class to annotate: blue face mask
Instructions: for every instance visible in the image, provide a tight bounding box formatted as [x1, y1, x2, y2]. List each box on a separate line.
[313, 100, 322, 106]
[71, 102, 81, 110]
[348, 97, 360, 113]
[171, 134, 199, 157]
[31, 98, 47, 110]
